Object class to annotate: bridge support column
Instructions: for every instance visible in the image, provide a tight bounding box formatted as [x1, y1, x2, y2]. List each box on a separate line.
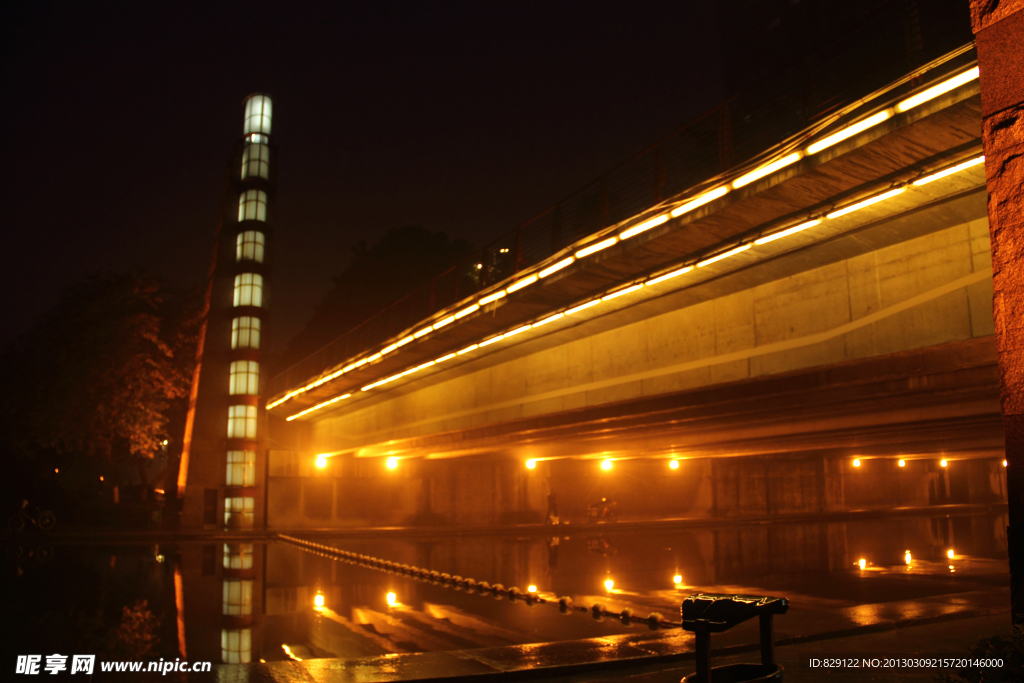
[972, 0, 1024, 625]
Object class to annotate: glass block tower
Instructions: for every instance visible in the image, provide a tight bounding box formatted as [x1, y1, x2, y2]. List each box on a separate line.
[179, 94, 275, 530]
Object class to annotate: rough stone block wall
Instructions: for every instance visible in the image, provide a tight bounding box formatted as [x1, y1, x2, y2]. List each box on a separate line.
[973, 0, 1024, 625]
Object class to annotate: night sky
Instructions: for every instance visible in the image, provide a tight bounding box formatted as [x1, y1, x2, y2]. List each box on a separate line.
[0, 1, 723, 359]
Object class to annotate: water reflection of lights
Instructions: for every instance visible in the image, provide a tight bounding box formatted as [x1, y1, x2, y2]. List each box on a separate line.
[898, 459, 906, 467]
[601, 459, 613, 471]
[526, 459, 536, 469]
[949, 565, 956, 572]
[853, 459, 861, 467]
[315, 456, 327, 468]
[858, 559, 867, 569]
[386, 591, 397, 606]
[314, 593, 324, 607]
[386, 456, 399, 469]
[604, 579, 615, 590]
[669, 460, 679, 470]
[848, 603, 881, 627]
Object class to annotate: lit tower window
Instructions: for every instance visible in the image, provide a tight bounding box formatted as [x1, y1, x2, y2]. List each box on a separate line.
[224, 497, 254, 527]
[243, 95, 272, 136]
[237, 189, 267, 222]
[236, 230, 265, 262]
[222, 579, 253, 616]
[233, 273, 263, 307]
[241, 142, 269, 180]
[227, 405, 257, 439]
[223, 543, 254, 570]
[229, 360, 260, 395]
[231, 317, 261, 349]
[226, 451, 256, 486]
[221, 628, 251, 664]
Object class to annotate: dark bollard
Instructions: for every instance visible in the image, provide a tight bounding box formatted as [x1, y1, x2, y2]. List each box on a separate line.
[681, 593, 789, 683]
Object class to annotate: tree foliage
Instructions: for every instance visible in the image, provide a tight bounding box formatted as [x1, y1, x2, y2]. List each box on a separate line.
[284, 225, 471, 366]
[112, 599, 161, 660]
[0, 272, 200, 469]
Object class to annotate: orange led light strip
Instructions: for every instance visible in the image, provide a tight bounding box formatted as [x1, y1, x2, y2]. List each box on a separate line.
[282, 151, 987, 420]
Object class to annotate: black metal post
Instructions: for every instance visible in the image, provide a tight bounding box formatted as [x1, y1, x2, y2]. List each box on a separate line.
[759, 612, 774, 666]
[695, 625, 711, 683]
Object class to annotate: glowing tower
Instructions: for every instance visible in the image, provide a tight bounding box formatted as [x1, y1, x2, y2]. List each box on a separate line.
[179, 94, 275, 531]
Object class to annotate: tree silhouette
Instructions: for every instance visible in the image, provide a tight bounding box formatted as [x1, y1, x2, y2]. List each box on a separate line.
[0, 272, 200, 492]
[284, 226, 471, 367]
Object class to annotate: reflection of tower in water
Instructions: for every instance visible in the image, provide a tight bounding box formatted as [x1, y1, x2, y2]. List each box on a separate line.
[221, 543, 255, 663]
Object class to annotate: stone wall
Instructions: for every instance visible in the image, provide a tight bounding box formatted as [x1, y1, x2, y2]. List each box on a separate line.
[973, 0, 1024, 625]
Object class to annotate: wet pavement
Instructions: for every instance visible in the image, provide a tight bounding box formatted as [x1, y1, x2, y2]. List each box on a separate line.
[225, 605, 1012, 682]
[1, 509, 1011, 680]
[550, 611, 1017, 683]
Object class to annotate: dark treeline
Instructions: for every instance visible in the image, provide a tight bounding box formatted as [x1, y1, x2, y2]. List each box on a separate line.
[0, 228, 467, 523]
[282, 225, 471, 370]
[0, 272, 201, 520]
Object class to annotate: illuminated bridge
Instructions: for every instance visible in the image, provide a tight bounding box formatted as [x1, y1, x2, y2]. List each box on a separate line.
[263, 45, 1007, 529]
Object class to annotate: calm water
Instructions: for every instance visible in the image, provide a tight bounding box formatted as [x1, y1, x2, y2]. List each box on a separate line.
[2, 511, 1009, 668]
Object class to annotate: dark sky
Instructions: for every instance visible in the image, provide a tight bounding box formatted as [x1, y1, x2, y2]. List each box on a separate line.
[0, 1, 723, 357]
